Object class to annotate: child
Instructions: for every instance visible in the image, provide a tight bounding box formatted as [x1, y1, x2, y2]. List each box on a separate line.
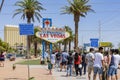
[48, 60, 53, 75]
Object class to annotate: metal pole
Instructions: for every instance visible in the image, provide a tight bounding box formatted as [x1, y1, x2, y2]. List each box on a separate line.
[27, 36, 30, 79]
[81, 36, 84, 54]
[99, 21, 101, 43]
[50, 43, 52, 60]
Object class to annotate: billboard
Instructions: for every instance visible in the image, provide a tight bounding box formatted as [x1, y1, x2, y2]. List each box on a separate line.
[99, 42, 112, 47]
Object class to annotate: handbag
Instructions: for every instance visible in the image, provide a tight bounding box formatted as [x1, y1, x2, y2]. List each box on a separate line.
[78, 64, 82, 68]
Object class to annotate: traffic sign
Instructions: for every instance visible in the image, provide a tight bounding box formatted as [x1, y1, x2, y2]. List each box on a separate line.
[90, 38, 99, 47]
[19, 24, 34, 35]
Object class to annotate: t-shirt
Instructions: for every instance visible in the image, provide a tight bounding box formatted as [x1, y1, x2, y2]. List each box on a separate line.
[62, 52, 69, 62]
[82, 53, 86, 63]
[50, 54, 55, 64]
[67, 56, 73, 64]
[94, 52, 104, 68]
[86, 52, 94, 67]
[56, 52, 61, 60]
[114, 54, 120, 69]
[74, 55, 82, 64]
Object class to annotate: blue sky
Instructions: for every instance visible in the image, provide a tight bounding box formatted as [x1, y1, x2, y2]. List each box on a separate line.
[0, 0, 120, 48]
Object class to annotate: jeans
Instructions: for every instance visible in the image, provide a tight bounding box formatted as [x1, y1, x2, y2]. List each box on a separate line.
[107, 66, 116, 77]
[74, 64, 82, 76]
[67, 64, 72, 76]
[93, 67, 103, 75]
[82, 62, 87, 74]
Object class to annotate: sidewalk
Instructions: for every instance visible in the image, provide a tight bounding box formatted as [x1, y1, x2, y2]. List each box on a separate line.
[52, 67, 120, 80]
[0, 58, 55, 80]
[0, 58, 120, 80]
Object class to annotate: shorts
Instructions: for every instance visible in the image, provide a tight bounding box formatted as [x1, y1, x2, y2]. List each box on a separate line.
[0, 58, 5, 61]
[93, 67, 103, 75]
[88, 66, 93, 74]
[61, 61, 67, 66]
[107, 66, 116, 76]
[48, 63, 53, 70]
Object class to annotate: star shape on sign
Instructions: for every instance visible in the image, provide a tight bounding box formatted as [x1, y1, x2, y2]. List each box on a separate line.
[44, 20, 50, 26]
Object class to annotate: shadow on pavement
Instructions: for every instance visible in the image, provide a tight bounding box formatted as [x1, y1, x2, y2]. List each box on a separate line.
[4, 78, 26, 80]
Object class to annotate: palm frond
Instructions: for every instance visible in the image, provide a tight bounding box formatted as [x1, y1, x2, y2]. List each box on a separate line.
[13, 0, 45, 23]
[61, 0, 94, 17]
[0, 0, 5, 12]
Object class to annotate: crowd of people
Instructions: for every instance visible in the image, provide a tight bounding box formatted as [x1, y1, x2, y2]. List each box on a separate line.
[47, 47, 120, 80]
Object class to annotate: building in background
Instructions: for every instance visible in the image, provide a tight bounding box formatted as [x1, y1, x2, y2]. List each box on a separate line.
[4, 25, 27, 48]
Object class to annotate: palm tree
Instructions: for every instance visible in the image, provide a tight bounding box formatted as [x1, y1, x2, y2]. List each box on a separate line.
[0, 38, 10, 51]
[31, 27, 42, 57]
[62, 0, 93, 49]
[62, 26, 74, 51]
[0, 0, 4, 12]
[57, 40, 63, 50]
[68, 31, 74, 52]
[13, 0, 45, 56]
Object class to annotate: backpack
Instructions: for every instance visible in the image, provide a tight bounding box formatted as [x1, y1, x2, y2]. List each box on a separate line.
[67, 56, 73, 64]
[56, 53, 61, 60]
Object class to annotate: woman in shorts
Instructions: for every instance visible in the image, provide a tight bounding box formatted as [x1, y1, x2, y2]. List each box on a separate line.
[0, 51, 5, 67]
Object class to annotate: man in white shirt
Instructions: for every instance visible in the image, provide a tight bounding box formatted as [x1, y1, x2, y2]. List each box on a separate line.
[93, 47, 104, 80]
[86, 48, 95, 80]
[114, 49, 120, 80]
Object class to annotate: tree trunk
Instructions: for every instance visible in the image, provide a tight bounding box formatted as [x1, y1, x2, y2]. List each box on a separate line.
[64, 41, 67, 51]
[34, 41, 37, 58]
[26, 18, 31, 58]
[74, 14, 79, 49]
[69, 40, 71, 52]
[59, 42, 61, 50]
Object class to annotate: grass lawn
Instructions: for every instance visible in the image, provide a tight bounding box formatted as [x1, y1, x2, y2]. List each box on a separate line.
[16, 59, 41, 65]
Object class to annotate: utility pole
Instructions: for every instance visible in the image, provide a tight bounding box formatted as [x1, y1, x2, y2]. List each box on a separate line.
[82, 35, 84, 54]
[99, 21, 101, 43]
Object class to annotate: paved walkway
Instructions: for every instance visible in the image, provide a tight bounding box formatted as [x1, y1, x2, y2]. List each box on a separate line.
[0, 58, 55, 80]
[0, 58, 120, 80]
[52, 66, 120, 80]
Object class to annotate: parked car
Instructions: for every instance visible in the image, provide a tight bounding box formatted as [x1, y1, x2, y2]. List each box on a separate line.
[6, 53, 14, 59]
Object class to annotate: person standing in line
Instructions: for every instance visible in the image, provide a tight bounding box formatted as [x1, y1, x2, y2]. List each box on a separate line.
[74, 52, 82, 77]
[103, 51, 109, 80]
[93, 47, 104, 80]
[86, 48, 95, 80]
[113, 49, 120, 80]
[82, 52, 87, 75]
[72, 49, 76, 75]
[55, 50, 62, 71]
[66, 52, 73, 76]
[107, 49, 116, 80]
[60, 51, 68, 71]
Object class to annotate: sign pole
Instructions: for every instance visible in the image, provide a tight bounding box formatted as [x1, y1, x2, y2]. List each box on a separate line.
[19, 24, 34, 80]
[49, 19, 52, 60]
[42, 19, 45, 64]
[27, 36, 30, 79]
